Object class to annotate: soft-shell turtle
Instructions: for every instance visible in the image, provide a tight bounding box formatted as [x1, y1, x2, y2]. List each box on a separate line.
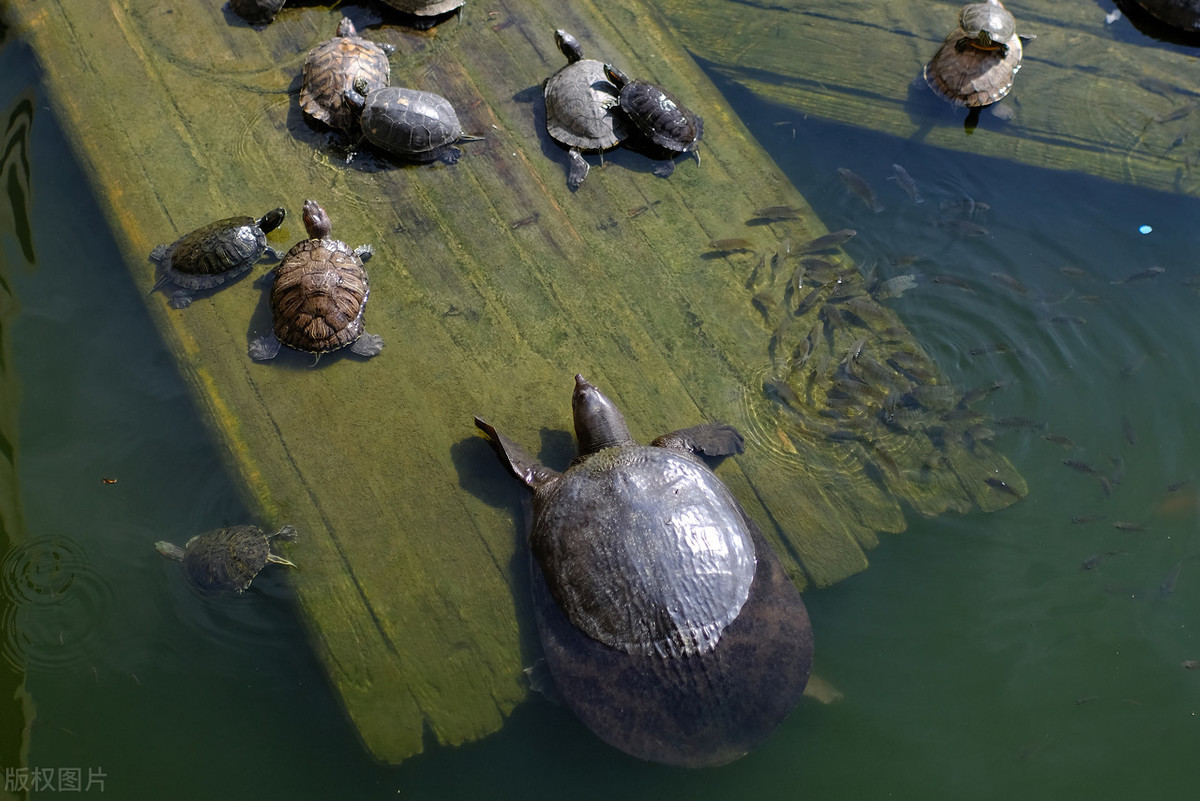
[349, 80, 480, 164]
[543, 30, 632, 190]
[249, 200, 383, 362]
[155, 524, 297, 593]
[301, 18, 394, 132]
[603, 64, 703, 178]
[476, 375, 813, 767]
[925, 0, 1023, 108]
[150, 207, 285, 309]
[1130, 0, 1200, 33]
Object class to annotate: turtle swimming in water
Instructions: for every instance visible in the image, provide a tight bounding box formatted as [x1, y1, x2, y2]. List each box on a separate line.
[603, 63, 703, 178]
[300, 17, 394, 132]
[155, 524, 297, 593]
[475, 374, 813, 766]
[150, 208, 286, 309]
[249, 200, 383, 362]
[925, 0, 1025, 110]
[542, 29, 632, 190]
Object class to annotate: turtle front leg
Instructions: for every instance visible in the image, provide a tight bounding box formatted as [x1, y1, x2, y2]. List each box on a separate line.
[652, 424, 745, 457]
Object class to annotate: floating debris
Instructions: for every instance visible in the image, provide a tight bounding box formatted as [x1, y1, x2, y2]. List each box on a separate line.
[890, 163, 923, 204]
[985, 477, 1020, 496]
[1112, 266, 1165, 284]
[837, 167, 884, 213]
[798, 229, 857, 253]
[509, 212, 539, 230]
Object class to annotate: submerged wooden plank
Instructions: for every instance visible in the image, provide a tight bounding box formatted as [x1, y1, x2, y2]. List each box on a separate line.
[657, 0, 1200, 196]
[7, 0, 1024, 762]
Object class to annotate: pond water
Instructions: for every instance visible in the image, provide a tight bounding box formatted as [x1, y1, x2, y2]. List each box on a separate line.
[2, 3, 1199, 799]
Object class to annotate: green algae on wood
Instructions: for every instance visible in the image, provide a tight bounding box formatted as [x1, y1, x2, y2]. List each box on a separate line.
[6, 0, 1023, 763]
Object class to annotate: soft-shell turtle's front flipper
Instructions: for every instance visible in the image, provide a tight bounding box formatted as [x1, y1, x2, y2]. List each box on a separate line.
[652, 424, 745, 457]
[474, 417, 562, 491]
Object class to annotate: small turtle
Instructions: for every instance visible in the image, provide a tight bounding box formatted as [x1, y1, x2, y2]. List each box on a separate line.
[476, 375, 812, 766]
[376, 0, 465, 27]
[155, 524, 297, 593]
[925, 0, 1024, 109]
[150, 207, 286, 309]
[1130, 0, 1200, 33]
[228, 0, 286, 26]
[300, 18, 394, 132]
[603, 64, 703, 178]
[249, 200, 383, 362]
[348, 79, 481, 164]
[543, 30, 632, 190]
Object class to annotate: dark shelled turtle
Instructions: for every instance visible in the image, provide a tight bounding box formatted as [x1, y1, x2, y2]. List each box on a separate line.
[924, 0, 1024, 109]
[348, 79, 480, 164]
[603, 63, 703, 178]
[249, 200, 383, 362]
[475, 374, 813, 767]
[1129, 0, 1200, 33]
[300, 17, 394, 132]
[376, 0, 465, 19]
[149, 207, 285, 309]
[228, 0, 286, 26]
[543, 30, 632, 190]
[155, 524, 297, 593]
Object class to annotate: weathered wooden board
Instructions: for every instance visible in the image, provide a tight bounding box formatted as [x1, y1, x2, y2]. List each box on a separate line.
[6, 0, 1023, 763]
[657, 0, 1200, 196]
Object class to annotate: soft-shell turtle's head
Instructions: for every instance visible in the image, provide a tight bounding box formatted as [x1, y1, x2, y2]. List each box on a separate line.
[572, 374, 634, 455]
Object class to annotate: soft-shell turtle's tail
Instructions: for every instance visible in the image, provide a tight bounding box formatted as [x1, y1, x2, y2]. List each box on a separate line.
[154, 541, 186, 561]
[474, 417, 561, 490]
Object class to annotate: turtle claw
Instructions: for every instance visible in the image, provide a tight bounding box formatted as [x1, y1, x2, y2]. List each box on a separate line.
[350, 333, 384, 357]
[652, 424, 745, 457]
[354, 243, 374, 261]
[248, 333, 282, 361]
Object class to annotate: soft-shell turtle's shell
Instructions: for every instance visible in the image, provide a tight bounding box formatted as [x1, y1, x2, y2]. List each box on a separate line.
[155, 524, 296, 593]
[150, 208, 285, 309]
[476, 375, 813, 766]
[300, 18, 393, 131]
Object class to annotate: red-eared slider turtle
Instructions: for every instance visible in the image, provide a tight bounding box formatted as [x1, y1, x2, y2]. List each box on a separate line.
[603, 64, 703, 178]
[475, 374, 813, 767]
[348, 79, 481, 164]
[228, 0, 285, 26]
[376, 0, 465, 27]
[150, 207, 285, 309]
[300, 18, 394, 132]
[925, 0, 1023, 108]
[249, 200, 383, 362]
[1129, 0, 1200, 33]
[155, 524, 297, 593]
[543, 30, 632, 190]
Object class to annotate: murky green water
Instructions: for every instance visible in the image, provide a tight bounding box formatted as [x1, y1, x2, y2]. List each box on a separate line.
[3, 3, 1199, 799]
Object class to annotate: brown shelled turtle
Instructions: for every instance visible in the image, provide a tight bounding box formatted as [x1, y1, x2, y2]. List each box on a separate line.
[149, 207, 286, 309]
[603, 63, 703, 178]
[155, 524, 297, 593]
[249, 200, 383, 362]
[475, 375, 813, 767]
[924, 0, 1024, 109]
[543, 30, 631, 190]
[300, 17, 394, 132]
[348, 78, 480, 164]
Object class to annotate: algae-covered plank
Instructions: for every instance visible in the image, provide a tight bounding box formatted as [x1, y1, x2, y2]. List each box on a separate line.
[7, 0, 1023, 762]
[656, 0, 1200, 196]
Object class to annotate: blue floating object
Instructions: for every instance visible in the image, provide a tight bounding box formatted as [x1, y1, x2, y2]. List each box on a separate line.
[1139, 224, 1153, 235]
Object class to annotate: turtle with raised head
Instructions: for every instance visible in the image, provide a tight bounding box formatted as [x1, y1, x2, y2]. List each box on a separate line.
[150, 208, 286, 309]
[347, 78, 481, 164]
[155, 524, 297, 593]
[603, 64, 703, 178]
[925, 0, 1024, 109]
[543, 30, 632, 190]
[475, 374, 813, 767]
[300, 17, 394, 132]
[249, 200, 383, 362]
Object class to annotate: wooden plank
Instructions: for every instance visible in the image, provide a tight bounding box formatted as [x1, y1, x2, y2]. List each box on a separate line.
[6, 0, 1024, 762]
[656, 0, 1200, 196]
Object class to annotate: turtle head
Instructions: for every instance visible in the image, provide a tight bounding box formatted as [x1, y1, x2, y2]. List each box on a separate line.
[257, 207, 286, 234]
[336, 16, 358, 38]
[301, 200, 333, 240]
[346, 76, 371, 112]
[555, 30, 584, 64]
[602, 63, 629, 91]
[572, 374, 634, 455]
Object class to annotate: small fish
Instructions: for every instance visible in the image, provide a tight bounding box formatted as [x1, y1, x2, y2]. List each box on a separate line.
[1160, 561, 1185, 597]
[969, 342, 1010, 356]
[995, 416, 1045, 430]
[1042, 433, 1076, 448]
[836, 167, 884, 212]
[939, 197, 990, 216]
[763, 377, 803, 411]
[708, 238, 755, 254]
[1183, 660, 1200, 670]
[1063, 459, 1097, 475]
[1119, 355, 1147, 377]
[1111, 265, 1165, 284]
[1167, 479, 1189, 492]
[1112, 521, 1147, 531]
[890, 163, 924, 204]
[1078, 294, 1105, 304]
[1059, 266, 1089, 278]
[774, 427, 799, 454]
[937, 218, 990, 237]
[101, 477, 118, 485]
[1071, 514, 1107, 524]
[991, 272, 1028, 295]
[798, 229, 857, 253]
[1099, 476, 1114, 497]
[509, 212, 539, 229]
[1154, 102, 1197, 123]
[1074, 695, 1099, 705]
[876, 274, 918, 299]
[752, 205, 802, 221]
[932, 274, 973, 290]
[1081, 551, 1123, 571]
[986, 477, 1020, 496]
[1121, 416, 1137, 446]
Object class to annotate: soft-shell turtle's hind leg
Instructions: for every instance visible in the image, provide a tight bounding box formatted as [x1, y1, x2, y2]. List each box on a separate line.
[652, 424, 745, 457]
[474, 417, 562, 491]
